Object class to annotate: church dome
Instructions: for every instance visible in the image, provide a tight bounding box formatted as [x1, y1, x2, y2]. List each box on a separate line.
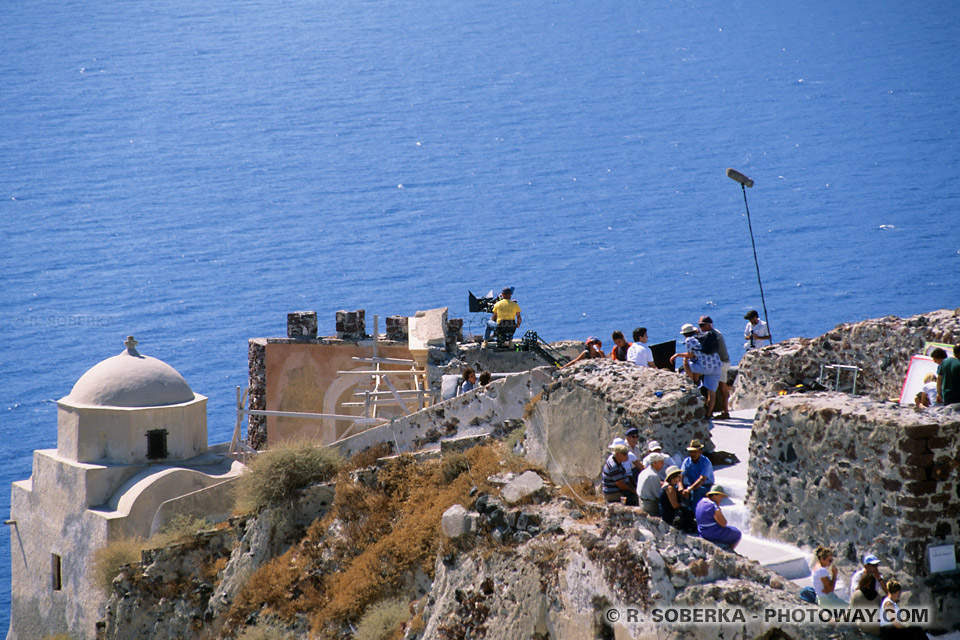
[65, 336, 195, 408]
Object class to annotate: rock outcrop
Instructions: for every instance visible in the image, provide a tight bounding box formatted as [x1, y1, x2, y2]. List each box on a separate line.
[732, 308, 960, 409]
[523, 359, 710, 484]
[747, 393, 960, 629]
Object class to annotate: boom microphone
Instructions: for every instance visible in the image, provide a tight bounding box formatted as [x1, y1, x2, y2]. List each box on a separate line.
[726, 168, 754, 188]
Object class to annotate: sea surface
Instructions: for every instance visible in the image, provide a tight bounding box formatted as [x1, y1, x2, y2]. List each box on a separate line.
[1, 0, 958, 630]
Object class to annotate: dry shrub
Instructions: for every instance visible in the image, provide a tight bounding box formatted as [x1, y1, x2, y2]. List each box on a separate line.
[91, 537, 143, 594]
[522, 392, 542, 419]
[235, 440, 342, 513]
[227, 444, 510, 638]
[150, 514, 212, 548]
[354, 597, 411, 640]
[236, 620, 297, 640]
[346, 441, 394, 471]
[439, 452, 470, 484]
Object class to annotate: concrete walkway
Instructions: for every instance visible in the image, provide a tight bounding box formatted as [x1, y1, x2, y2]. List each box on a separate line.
[710, 409, 811, 581]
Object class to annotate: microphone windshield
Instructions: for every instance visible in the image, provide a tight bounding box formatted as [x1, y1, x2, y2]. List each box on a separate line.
[726, 168, 754, 188]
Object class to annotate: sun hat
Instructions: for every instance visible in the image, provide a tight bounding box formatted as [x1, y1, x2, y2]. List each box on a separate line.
[706, 485, 727, 497]
[611, 437, 627, 448]
[625, 427, 639, 437]
[744, 310, 759, 320]
[586, 336, 601, 345]
[863, 554, 880, 566]
[647, 440, 662, 452]
[645, 452, 667, 465]
[686, 439, 704, 451]
[610, 444, 629, 455]
[680, 323, 697, 336]
[664, 465, 681, 480]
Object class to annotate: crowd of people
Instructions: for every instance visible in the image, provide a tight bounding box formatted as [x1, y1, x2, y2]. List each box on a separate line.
[601, 429, 742, 552]
[812, 547, 926, 638]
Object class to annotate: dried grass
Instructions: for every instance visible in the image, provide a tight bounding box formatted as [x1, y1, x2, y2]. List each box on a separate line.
[234, 440, 342, 513]
[227, 444, 514, 639]
[353, 596, 411, 640]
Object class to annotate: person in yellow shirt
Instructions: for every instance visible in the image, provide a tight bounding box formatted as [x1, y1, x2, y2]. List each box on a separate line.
[483, 287, 521, 345]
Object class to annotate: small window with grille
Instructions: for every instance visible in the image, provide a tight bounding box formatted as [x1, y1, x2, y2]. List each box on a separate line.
[146, 428, 169, 460]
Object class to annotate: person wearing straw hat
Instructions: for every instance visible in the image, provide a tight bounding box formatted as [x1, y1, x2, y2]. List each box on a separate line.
[670, 323, 722, 417]
[694, 485, 742, 550]
[602, 444, 639, 506]
[680, 439, 714, 507]
[659, 465, 684, 525]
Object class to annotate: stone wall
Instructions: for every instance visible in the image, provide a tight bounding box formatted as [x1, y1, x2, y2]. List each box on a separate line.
[524, 359, 710, 485]
[732, 308, 960, 409]
[747, 393, 960, 626]
[328, 368, 553, 459]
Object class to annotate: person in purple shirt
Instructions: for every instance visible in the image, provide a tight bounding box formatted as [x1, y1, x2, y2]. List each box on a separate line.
[695, 485, 741, 550]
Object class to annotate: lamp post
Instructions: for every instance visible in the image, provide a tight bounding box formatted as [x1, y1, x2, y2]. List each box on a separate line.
[726, 168, 772, 343]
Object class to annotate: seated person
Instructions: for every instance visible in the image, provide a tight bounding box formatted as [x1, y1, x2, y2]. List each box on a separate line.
[680, 439, 714, 507]
[602, 444, 638, 507]
[849, 569, 883, 636]
[850, 553, 887, 598]
[914, 372, 937, 407]
[695, 486, 741, 550]
[659, 465, 683, 525]
[812, 545, 847, 608]
[610, 330, 631, 361]
[637, 453, 667, 515]
[562, 336, 605, 368]
[478, 371, 492, 387]
[459, 367, 477, 394]
[626, 327, 655, 368]
[483, 287, 521, 345]
[880, 580, 927, 639]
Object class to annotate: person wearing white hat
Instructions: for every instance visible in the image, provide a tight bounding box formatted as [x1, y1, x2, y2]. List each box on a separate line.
[602, 444, 639, 506]
[636, 453, 667, 515]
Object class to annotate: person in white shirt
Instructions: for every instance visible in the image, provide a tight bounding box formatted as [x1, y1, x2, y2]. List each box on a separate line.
[850, 553, 887, 598]
[812, 545, 847, 608]
[626, 327, 655, 368]
[743, 309, 771, 350]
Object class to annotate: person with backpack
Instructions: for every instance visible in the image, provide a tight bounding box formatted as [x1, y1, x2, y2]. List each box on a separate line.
[699, 316, 731, 419]
[670, 323, 722, 417]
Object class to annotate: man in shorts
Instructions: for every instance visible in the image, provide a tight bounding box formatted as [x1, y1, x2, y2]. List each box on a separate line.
[699, 316, 730, 419]
[670, 323, 722, 417]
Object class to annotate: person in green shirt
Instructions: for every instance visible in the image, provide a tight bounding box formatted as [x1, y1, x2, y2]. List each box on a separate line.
[931, 346, 960, 405]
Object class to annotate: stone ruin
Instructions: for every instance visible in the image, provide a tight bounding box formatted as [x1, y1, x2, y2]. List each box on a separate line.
[523, 358, 711, 485]
[732, 308, 960, 409]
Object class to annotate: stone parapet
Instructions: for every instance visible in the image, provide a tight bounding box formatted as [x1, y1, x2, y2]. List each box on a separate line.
[524, 359, 710, 484]
[286, 311, 318, 339]
[335, 309, 366, 340]
[731, 308, 960, 409]
[747, 393, 960, 626]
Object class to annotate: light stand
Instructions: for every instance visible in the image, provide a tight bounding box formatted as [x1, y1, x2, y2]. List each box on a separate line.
[726, 168, 772, 343]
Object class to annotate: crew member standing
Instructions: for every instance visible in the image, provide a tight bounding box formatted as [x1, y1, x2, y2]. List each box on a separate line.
[743, 309, 771, 350]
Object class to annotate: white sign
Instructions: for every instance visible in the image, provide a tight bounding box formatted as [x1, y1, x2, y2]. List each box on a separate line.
[928, 544, 957, 574]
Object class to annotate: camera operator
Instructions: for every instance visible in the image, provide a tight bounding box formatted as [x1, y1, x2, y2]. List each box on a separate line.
[483, 286, 521, 346]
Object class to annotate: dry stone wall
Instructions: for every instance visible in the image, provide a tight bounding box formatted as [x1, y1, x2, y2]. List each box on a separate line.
[747, 393, 960, 626]
[732, 308, 960, 409]
[524, 359, 710, 484]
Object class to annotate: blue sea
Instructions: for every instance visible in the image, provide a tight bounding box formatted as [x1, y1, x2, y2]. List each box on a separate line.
[2, 0, 958, 629]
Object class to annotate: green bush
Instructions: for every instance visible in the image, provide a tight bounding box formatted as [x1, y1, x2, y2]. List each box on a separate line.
[354, 597, 411, 640]
[235, 440, 342, 513]
[90, 537, 144, 594]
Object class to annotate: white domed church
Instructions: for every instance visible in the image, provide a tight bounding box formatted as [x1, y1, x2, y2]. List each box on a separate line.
[8, 337, 244, 640]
